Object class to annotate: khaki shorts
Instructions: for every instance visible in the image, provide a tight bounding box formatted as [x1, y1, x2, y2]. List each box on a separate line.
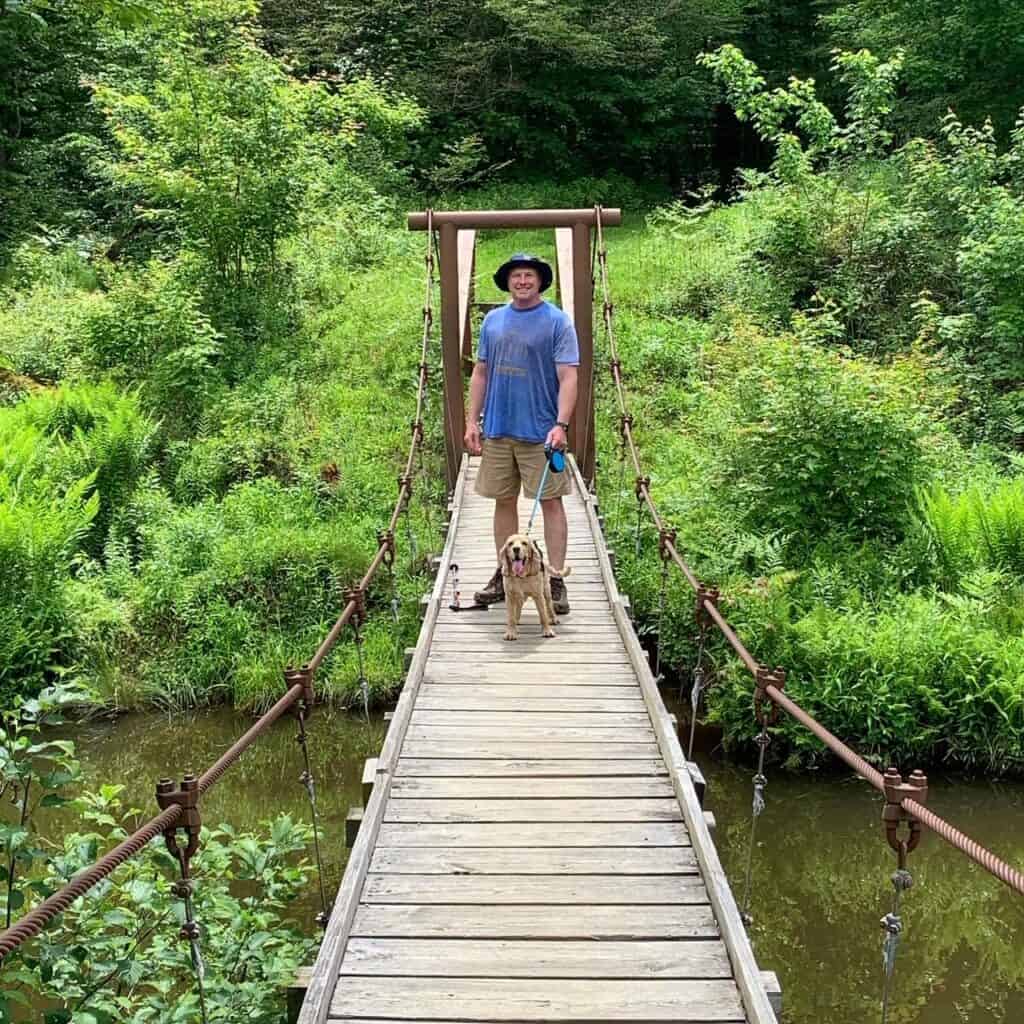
[474, 437, 574, 501]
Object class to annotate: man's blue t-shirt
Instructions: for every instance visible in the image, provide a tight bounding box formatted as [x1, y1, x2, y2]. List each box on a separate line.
[477, 300, 580, 444]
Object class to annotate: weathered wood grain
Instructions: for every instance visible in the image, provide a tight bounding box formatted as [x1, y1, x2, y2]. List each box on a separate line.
[383, 797, 682, 823]
[361, 874, 706, 904]
[349, 904, 718, 940]
[367, 846, 698, 875]
[399, 741, 661, 759]
[329, 976, 745, 1021]
[410, 711, 652, 727]
[394, 758, 668, 777]
[339, 937, 732, 979]
[390, 776, 674, 799]
[375, 821, 688, 847]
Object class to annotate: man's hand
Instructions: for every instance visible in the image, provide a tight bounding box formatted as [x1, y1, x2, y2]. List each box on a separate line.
[464, 422, 483, 455]
[545, 424, 567, 451]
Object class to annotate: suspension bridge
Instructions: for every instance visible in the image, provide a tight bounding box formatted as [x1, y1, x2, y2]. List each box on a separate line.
[1, 208, 1021, 1024]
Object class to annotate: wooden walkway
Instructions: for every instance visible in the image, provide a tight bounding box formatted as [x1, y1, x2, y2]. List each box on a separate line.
[299, 456, 777, 1024]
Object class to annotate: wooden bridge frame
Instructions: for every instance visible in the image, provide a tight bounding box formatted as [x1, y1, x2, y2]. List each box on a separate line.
[408, 208, 623, 491]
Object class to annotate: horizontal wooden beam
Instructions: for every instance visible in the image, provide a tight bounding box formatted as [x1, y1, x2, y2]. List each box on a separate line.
[409, 208, 622, 230]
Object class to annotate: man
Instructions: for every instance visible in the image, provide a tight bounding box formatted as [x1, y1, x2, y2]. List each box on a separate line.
[463, 252, 579, 615]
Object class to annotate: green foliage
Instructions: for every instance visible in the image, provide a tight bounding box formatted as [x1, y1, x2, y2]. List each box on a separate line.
[82, 260, 222, 429]
[717, 331, 931, 540]
[0, 692, 315, 1022]
[0, 685, 83, 934]
[915, 478, 1024, 589]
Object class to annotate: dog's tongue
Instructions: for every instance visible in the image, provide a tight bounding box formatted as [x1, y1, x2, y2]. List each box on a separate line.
[512, 558, 526, 577]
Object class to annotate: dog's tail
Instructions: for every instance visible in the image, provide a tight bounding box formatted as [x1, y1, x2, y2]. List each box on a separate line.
[549, 564, 572, 579]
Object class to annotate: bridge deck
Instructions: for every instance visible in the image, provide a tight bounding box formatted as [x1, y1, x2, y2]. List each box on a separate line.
[300, 456, 776, 1024]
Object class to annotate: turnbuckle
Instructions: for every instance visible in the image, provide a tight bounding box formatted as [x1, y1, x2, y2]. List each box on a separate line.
[346, 587, 367, 628]
[658, 526, 677, 561]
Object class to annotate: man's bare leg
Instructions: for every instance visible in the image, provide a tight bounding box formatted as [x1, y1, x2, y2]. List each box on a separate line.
[494, 497, 519, 560]
[540, 497, 567, 569]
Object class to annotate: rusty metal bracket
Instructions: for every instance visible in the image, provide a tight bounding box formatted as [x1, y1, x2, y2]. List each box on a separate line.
[156, 773, 201, 875]
[377, 528, 396, 570]
[634, 475, 651, 501]
[346, 587, 367, 628]
[695, 585, 720, 629]
[658, 526, 677, 561]
[603, 300, 615, 318]
[284, 664, 316, 714]
[398, 473, 414, 499]
[882, 768, 928, 868]
[617, 412, 633, 441]
[754, 666, 786, 724]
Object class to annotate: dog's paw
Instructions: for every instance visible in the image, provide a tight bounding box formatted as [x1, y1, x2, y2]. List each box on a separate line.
[504, 630, 518, 641]
[542, 627, 556, 638]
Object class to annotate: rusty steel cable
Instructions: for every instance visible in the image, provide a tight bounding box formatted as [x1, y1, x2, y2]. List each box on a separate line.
[0, 215, 445, 964]
[309, 211, 437, 674]
[0, 804, 182, 959]
[592, 205, 1024, 900]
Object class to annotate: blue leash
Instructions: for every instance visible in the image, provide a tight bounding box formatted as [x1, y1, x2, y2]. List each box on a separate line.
[525, 446, 565, 538]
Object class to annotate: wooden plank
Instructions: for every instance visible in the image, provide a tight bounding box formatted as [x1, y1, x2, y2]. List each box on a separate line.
[427, 651, 634, 665]
[339, 937, 732, 979]
[419, 683, 640, 700]
[383, 798, 682, 823]
[368, 847, 698, 875]
[410, 711, 652, 727]
[569, 456, 778, 1024]
[361, 874, 707, 904]
[400, 741, 661, 759]
[329, 977, 744, 1021]
[423, 668, 638, 682]
[405, 727, 656, 744]
[395, 758, 668, 777]
[349, 905, 718, 941]
[296, 457, 471, 1024]
[432, 625, 622, 637]
[375, 822, 688, 847]
[416, 695, 646, 713]
[389, 777, 673, 800]
[429, 639, 627, 651]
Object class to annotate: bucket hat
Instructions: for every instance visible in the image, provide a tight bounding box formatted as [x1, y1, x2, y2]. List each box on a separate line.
[493, 252, 554, 293]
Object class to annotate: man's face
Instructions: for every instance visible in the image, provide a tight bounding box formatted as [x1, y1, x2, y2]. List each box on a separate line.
[508, 266, 542, 305]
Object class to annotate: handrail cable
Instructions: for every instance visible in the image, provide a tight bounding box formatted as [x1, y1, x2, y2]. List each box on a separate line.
[0, 210, 442, 961]
[593, 205, 1024, 899]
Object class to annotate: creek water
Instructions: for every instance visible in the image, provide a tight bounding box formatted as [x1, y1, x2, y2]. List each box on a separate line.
[45, 706, 1024, 1024]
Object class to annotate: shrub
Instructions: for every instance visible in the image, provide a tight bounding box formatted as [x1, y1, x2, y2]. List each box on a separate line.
[717, 333, 932, 541]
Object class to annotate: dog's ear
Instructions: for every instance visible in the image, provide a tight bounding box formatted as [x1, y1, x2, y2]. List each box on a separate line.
[530, 539, 544, 573]
[498, 537, 512, 574]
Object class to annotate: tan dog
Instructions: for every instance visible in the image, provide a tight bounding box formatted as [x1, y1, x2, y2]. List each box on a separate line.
[499, 533, 572, 641]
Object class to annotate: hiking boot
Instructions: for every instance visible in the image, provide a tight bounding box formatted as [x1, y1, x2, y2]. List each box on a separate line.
[550, 576, 570, 615]
[473, 567, 505, 605]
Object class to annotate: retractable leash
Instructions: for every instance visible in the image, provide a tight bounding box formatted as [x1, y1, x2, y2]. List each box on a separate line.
[525, 444, 566, 539]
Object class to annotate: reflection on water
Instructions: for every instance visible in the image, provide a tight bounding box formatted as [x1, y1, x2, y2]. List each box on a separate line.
[699, 756, 1024, 1024]
[47, 706, 387, 927]
[47, 707, 1024, 1022]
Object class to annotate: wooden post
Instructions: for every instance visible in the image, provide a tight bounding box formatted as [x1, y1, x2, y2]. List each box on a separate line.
[571, 220, 596, 485]
[457, 230, 477, 374]
[438, 222, 464, 490]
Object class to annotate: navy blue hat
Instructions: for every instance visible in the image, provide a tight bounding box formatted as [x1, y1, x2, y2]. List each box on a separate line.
[493, 252, 554, 293]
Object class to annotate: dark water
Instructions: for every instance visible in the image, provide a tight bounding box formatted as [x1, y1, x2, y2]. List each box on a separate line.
[47, 708, 1024, 1023]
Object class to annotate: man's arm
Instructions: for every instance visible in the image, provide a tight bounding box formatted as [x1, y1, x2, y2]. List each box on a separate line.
[464, 360, 487, 454]
[545, 363, 578, 451]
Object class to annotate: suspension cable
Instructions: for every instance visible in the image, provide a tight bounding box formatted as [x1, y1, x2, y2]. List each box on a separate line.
[591, 204, 1024, 900]
[0, 210, 445, 963]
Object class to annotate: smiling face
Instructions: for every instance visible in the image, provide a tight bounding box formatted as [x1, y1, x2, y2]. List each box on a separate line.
[502, 533, 538, 577]
[508, 266, 542, 308]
